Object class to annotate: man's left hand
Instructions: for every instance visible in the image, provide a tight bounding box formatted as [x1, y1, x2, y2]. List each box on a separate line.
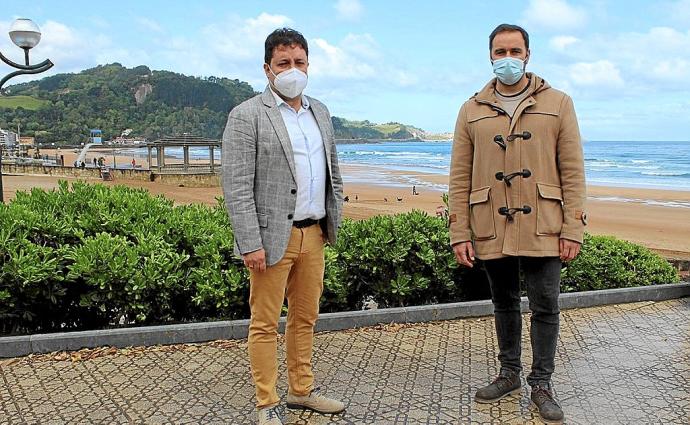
[560, 239, 581, 262]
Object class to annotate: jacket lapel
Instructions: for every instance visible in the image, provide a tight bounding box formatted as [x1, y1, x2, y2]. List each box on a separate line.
[307, 97, 333, 174]
[261, 88, 297, 182]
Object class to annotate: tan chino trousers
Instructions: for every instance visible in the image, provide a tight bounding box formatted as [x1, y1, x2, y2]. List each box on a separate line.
[247, 224, 325, 408]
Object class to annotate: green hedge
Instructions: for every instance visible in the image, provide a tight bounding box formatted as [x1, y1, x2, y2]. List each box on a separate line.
[0, 182, 680, 335]
[561, 234, 679, 291]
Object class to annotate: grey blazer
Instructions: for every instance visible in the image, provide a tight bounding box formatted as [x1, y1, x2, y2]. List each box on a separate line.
[222, 87, 344, 266]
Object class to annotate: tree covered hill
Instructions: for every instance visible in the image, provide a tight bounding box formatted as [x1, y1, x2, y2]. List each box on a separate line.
[0, 63, 257, 144]
[331, 117, 426, 140]
[0, 63, 426, 144]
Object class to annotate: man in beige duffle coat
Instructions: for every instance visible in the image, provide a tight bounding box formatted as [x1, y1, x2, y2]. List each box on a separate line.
[448, 23, 587, 424]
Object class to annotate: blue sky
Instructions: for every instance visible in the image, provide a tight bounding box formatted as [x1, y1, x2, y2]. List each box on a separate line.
[2, 0, 690, 140]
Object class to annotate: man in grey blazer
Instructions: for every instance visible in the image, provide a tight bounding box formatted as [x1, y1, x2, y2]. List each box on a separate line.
[222, 28, 345, 425]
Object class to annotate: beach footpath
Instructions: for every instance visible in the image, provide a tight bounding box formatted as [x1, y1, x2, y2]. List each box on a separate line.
[1, 299, 688, 423]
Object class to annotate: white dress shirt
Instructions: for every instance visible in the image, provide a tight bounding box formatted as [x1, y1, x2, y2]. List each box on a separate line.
[270, 88, 327, 221]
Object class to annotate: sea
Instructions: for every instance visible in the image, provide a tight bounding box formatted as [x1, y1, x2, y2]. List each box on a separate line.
[149, 139, 690, 208]
[336, 140, 690, 193]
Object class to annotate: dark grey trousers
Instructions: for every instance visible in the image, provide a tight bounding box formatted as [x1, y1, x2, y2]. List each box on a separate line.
[482, 256, 562, 387]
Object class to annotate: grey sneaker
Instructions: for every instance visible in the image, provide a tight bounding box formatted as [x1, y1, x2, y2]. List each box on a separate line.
[257, 405, 283, 425]
[474, 369, 522, 403]
[531, 384, 564, 424]
[286, 387, 345, 414]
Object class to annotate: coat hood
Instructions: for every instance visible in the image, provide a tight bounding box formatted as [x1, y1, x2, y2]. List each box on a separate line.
[474, 72, 551, 105]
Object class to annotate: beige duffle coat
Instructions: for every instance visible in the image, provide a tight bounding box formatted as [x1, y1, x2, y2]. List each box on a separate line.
[449, 73, 587, 259]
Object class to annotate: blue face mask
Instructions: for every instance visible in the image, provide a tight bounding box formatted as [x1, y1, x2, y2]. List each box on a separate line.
[492, 57, 525, 85]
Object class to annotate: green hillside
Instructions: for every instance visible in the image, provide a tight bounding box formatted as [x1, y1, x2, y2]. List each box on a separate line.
[332, 117, 426, 140]
[0, 63, 426, 144]
[0, 95, 49, 110]
[0, 63, 257, 144]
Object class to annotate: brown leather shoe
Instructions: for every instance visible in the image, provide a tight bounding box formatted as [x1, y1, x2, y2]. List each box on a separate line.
[531, 384, 564, 424]
[286, 388, 345, 414]
[475, 369, 522, 403]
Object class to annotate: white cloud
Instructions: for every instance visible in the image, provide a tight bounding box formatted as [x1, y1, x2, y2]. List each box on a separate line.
[341, 33, 380, 60]
[569, 60, 624, 88]
[560, 27, 690, 87]
[334, 0, 364, 21]
[522, 0, 587, 31]
[146, 12, 297, 84]
[310, 38, 376, 80]
[135, 17, 163, 33]
[94, 48, 151, 69]
[549, 35, 579, 51]
[650, 59, 690, 82]
[203, 13, 293, 62]
[307, 32, 419, 89]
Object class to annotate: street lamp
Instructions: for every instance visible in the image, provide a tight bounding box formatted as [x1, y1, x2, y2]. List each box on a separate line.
[0, 18, 53, 203]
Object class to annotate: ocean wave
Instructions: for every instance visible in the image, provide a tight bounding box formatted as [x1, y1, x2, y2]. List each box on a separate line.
[378, 164, 449, 170]
[641, 171, 690, 177]
[345, 151, 446, 158]
[347, 161, 449, 171]
[587, 178, 690, 190]
[587, 163, 660, 171]
[589, 196, 690, 209]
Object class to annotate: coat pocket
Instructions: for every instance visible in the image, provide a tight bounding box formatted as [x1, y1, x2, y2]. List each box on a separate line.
[522, 110, 559, 117]
[467, 112, 500, 123]
[469, 186, 496, 240]
[536, 183, 564, 235]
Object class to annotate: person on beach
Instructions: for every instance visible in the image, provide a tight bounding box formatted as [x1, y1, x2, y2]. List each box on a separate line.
[222, 28, 345, 425]
[448, 24, 587, 424]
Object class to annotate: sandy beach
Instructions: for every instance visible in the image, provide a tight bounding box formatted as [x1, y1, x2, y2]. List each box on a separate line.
[3, 162, 689, 260]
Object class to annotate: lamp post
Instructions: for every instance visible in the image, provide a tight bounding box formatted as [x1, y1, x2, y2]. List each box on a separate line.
[0, 18, 54, 203]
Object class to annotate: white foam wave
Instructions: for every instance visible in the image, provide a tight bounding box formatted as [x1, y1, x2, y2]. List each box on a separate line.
[641, 171, 689, 176]
[589, 196, 690, 209]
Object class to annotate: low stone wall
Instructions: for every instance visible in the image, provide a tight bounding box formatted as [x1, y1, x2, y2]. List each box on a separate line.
[1, 283, 688, 357]
[151, 173, 221, 187]
[3, 164, 222, 187]
[4, 164, 104, 179]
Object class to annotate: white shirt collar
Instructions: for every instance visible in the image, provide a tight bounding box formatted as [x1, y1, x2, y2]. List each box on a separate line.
[269, 86, 310, 110]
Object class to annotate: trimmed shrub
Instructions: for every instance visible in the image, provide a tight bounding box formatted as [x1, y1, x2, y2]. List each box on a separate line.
[0, 181, 248, 334]
[561, 234, 679, 292]
[0, 182, 680, 335]
[325, 211, 467, 310]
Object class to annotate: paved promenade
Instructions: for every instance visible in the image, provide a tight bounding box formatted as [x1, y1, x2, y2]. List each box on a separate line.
[1, 298, 689, 424]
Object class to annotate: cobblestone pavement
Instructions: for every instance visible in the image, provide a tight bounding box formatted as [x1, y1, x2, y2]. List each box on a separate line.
[1, 299, 689, 424]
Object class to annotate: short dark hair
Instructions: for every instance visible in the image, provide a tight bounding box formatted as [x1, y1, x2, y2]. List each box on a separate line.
[264, 28, 309, 64]
[489, 24, 529, 51]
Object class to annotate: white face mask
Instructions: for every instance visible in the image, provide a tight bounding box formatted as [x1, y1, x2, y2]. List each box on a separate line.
[269, 66, 308, 99]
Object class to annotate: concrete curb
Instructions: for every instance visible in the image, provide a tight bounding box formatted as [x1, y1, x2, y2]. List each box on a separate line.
[2, 283, 688, 358]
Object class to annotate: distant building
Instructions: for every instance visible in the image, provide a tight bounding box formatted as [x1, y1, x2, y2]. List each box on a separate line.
[19, 136, 35, 146]
[108, 136, 147, 145]
[0, 128, 18, 146]
[90, 129, 102, 144]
